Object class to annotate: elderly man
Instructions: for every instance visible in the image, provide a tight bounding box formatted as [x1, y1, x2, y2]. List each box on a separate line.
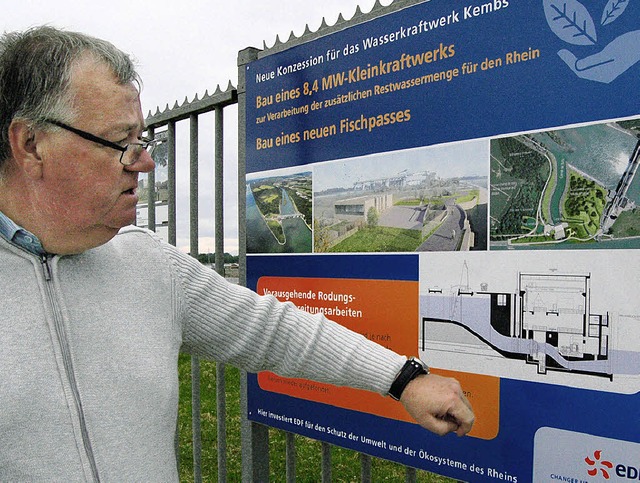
[0, 26, 473, 481]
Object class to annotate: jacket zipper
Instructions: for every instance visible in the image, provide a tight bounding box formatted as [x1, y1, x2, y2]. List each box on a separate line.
[41, 254, 101, 482]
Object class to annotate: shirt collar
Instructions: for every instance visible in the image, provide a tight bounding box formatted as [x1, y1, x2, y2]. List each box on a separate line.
[0, 210, 46, 256]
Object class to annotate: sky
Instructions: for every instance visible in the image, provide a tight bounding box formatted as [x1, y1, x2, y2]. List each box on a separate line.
[4, 0, 392, 254]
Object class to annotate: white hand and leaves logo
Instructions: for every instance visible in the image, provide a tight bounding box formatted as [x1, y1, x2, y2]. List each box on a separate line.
[543, 0, 640, 83]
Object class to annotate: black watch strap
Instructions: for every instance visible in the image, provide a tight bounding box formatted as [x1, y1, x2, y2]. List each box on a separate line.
[388, 357, 429, 401]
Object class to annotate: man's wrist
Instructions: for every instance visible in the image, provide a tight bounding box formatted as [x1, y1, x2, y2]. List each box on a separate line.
[388, 357, 429, 401]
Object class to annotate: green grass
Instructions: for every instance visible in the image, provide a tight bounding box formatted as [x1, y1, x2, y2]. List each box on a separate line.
[329, 226, 422, 252]
[178, 355, 454, 482]
[395, 198, 422, 206]
[455, 191, 478, 205]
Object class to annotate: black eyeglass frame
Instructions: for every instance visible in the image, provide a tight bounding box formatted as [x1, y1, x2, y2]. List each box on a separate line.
[42, 119, 158, 166]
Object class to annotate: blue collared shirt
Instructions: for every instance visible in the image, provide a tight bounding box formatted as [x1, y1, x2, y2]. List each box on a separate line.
[0, 210, 46, 256]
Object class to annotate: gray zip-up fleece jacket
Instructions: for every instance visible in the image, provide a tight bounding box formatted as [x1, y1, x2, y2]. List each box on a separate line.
[0, 226, 405, 482]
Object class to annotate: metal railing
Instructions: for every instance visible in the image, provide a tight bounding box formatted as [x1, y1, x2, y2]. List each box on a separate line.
[142, 2, 431, 481]
[144, 84, 237, 482]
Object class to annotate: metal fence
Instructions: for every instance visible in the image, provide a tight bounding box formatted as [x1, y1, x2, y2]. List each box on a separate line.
[144, 83, 237, 482]
[142, 2, 428, 481]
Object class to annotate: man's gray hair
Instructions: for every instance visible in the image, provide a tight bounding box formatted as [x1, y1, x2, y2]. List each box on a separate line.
[0, 26, 141, 169]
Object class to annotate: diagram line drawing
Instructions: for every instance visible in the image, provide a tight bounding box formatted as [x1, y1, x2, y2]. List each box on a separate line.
[421, 261, 640, 381]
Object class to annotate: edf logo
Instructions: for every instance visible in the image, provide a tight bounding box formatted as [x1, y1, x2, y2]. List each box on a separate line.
[585, 450, 640, 480]
[585, 450, 613, 479]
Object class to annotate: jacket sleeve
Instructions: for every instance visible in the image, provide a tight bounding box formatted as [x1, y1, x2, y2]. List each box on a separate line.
[162, 242, 405, 395]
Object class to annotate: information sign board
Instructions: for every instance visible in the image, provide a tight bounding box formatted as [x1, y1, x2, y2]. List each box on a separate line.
[243, 1, 640, 480]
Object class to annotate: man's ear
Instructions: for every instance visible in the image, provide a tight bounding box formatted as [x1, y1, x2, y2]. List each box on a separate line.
[8, 119, 44, 179]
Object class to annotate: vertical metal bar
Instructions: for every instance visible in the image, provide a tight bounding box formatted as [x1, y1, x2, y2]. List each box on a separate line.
[189, 114, 202, 483]
[406, 467, 418, 483]
[167, 121, 176, 247]
[214, 106, 228, 482]
[190, 114, 199, 257]
[285, 432, 296, 483]
[162, 121, 179, 476]
[191, 357, 202, 483]
[238, 46, 269, 483]
[238, 57, 251, 479]
[174, 419, 180, 478]
[216, 362, 227, 482]
[240, 372, 249, 483]
[166, 116, 179, 482]
[214, 104, 225, 273]
[146, 126, 156, 232]
[360, 453, 372, 482]
[147, 167, 156, 231]
[321, 442, 331, 483]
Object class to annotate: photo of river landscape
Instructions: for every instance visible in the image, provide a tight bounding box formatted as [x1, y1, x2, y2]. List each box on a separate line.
[246, 172, 312, 253]
[491, 118, 640, 250]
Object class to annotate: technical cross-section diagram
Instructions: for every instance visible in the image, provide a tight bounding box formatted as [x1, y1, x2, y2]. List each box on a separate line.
[419, 253, 640, 394]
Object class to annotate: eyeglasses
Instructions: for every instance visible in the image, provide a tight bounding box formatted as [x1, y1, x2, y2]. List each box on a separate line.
[42, 119, 159, 166]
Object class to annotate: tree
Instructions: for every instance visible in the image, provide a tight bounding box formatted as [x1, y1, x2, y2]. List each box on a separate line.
[367, 207, 379, 228]
[314, 219, 331, 253]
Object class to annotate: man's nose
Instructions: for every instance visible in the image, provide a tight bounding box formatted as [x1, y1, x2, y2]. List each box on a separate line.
[125, 149, 155, 173]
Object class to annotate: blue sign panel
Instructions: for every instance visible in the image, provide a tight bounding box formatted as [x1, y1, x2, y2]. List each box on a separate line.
[245, 1, 640, 481]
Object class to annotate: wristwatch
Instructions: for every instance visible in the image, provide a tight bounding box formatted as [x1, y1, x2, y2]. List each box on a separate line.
[388, 357, 430, 401]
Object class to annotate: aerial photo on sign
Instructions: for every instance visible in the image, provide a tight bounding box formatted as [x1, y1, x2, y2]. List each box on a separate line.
[490, 117, 640, 249]
[246, 171, 313, 253]
[314, 141, 488, 253]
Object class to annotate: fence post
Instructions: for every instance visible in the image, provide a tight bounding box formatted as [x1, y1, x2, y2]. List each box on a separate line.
[189, 113, 203, 483]
[146, 126, 156, 232]
[361, 453, 372, 482]
[146, 79, 237, 483]
[285, 432, 296, 482]
[167, 120, 177, 247]
[321, 442, 331, 483]
[214, 105, 228, 482]
[237, 45, 270, 483]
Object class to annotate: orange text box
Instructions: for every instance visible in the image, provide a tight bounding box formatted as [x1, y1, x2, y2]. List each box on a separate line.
[257, 276, 418, 422]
